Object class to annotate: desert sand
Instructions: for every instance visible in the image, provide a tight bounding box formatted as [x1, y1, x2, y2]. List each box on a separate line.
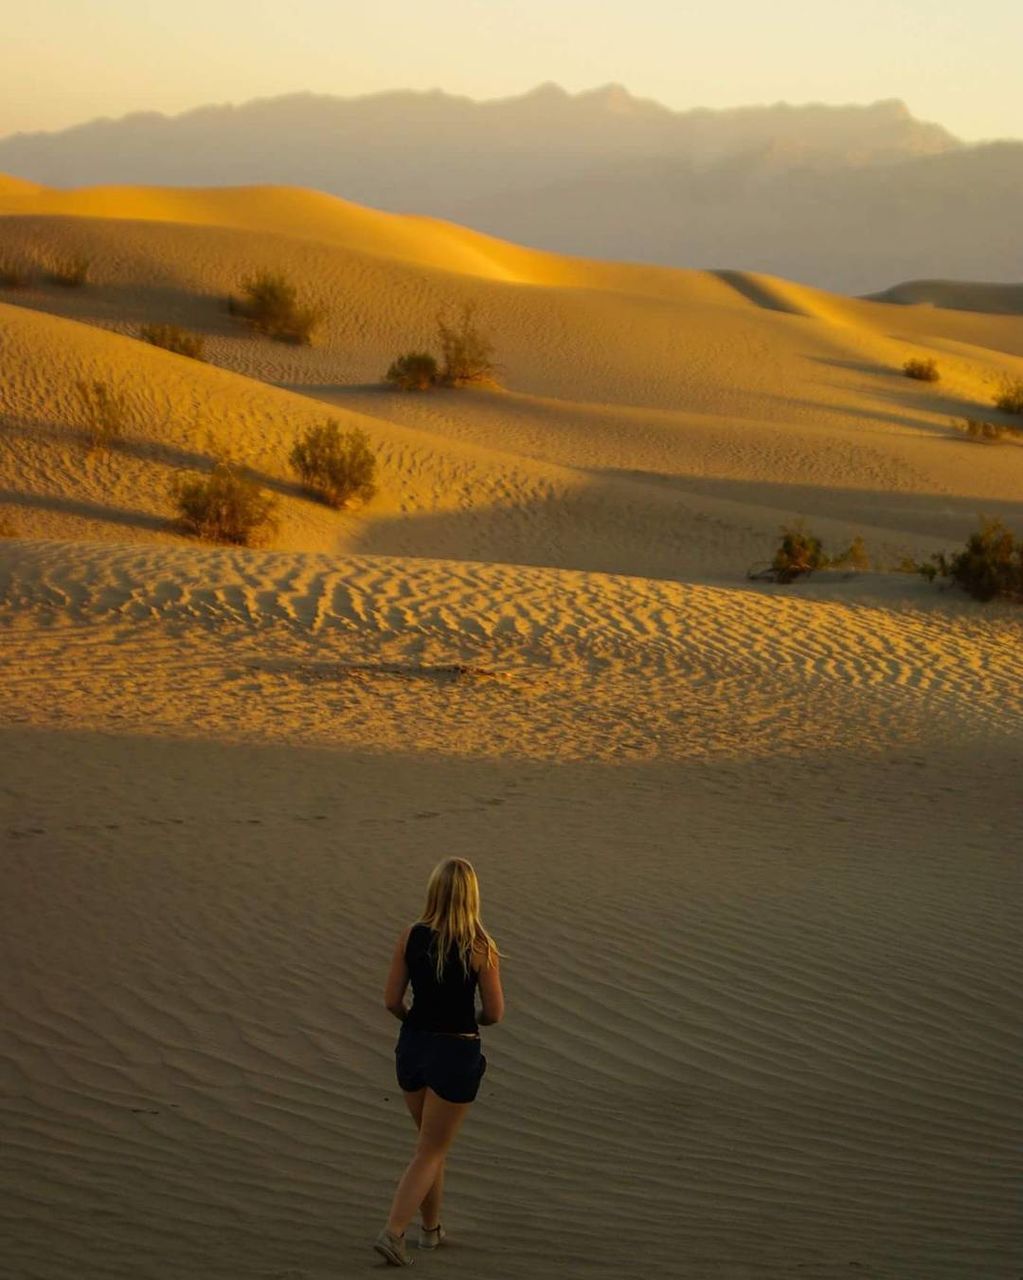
[1, 178, 1021, 1278]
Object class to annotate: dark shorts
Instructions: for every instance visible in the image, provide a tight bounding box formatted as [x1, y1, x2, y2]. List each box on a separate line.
[395, 1021, 487, 1104]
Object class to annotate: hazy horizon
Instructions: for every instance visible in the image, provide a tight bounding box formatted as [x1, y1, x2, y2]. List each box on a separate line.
[5, 0, 1022, 143]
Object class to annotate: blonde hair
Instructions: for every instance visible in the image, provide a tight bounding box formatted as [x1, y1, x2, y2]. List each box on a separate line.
[419, 857, 500, 981]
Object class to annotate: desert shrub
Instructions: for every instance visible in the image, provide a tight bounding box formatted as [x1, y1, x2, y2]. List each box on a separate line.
[927, 518, 1023, 603]
[231, 272, 321, 344]
[385, 351, 439, 391]
[993, 377, 1023, 415]
[75, 380, 128, 452]
[0, 257, 33, 289]
[140, 323, 206, 361]
[769, 520, 830, 583]
[289, 421, 376, 508]
[831, 534, 870, 572]
[437, 305, 497, 386]
[49, 255, 91, 287]
[902, 357, 939, 382]
[953, 416, 1019, 443]
[893, 553, 938, 581]
[170, 461, 278, 545]
[0, 516, 18, 537]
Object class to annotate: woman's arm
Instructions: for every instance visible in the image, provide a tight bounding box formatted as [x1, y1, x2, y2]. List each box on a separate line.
[384, 929, 411, 1022]
[476, 952, 505, 1026]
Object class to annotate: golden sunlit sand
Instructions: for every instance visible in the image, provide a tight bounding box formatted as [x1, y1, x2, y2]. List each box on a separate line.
[1, 178, 1021, 1278]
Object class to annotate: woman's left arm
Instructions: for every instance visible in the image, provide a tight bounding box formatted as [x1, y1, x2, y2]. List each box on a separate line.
[384, 929, 411, 1021]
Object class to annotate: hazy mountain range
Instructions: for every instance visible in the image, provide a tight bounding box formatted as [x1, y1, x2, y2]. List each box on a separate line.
[2, 84, 1020, 293]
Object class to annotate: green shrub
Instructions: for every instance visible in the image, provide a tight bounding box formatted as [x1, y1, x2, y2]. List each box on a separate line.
[437, 305, 497, 386]
[49, 255, 91, 287]
[171, 461, 278, 545]
[386, 351, 439, 391]
[953, 416, 1019, 443]
[903, 357, 939, 382]
[769, 520, 829, 583]
[231, 272, 321, 344]
[289, 421, 376, 508]
[993, 376, 1023, 415]
[928, 518, 1023, 602]
[0, 257, 32, 289]
[140, 323, 206, 361]
[75, 380, 128, 452]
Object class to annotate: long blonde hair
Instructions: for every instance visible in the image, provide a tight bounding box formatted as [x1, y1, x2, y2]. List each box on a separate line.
[419, 857, 500, 980]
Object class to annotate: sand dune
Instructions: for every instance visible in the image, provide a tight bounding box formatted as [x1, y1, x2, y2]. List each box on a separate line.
[1, 179, 1021, 1279]
[2, 181, 1023, 571]
[869, 279, 1023, 315]
[0, 179, 580, 284]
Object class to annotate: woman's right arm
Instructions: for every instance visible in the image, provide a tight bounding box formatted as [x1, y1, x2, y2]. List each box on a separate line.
[476, 952, 504, 1026]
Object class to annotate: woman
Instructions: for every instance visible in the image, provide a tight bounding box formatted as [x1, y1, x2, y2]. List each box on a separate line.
[374, 857, 505, 1266]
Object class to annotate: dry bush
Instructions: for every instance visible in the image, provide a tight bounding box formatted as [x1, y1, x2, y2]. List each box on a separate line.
[170, 461, 278, 545]
[437, 305, 497, 386]
[230, 272, 322, 344]
[928, 518, 1023, 602]
[75, 380, 128, 452]
[831, 534, 870, 572]
[140, 323, 206, 361]
[769, 520, 829, 583]
[289, 421, 376, 508]
[385, 352, 439, 391]
[993, 376, 1023, 415]
[0, 257, 33, 289]
[902, 357, 940, 382]
[49, 255, 91, 287]
[953, 416, 1019, 443]
[0, 516, 18, 537]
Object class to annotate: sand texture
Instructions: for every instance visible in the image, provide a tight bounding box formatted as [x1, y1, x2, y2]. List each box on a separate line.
[1, 178, 1021, 1278]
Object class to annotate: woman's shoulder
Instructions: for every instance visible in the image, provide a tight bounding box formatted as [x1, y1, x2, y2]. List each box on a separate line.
[403, 921, 432, 950]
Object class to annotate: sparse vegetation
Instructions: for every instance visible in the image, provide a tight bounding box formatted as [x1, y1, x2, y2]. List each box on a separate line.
[749, 521, 871, 583]
[170, 461, 278, 545]
[383, 307, 498, 391]
[894, 554, 931, 578]
[925, 519, 1023, 602]
[140, 323, 206, 361]
[75, 380, 128, 452]
[993, 376, 1023, 415]
[831, 535, 870, 572]
[437, 304, 497, 386]
[0, 258, 33, 289]
[766, 520, 829, 583]
[230, 272, 321, 344]
[902, 357, 940, 382]
[49, 255, 91, 288]
[289, 421, 376, 508]
[385, 352, 439, 391]
[952, 416, 1020, 443]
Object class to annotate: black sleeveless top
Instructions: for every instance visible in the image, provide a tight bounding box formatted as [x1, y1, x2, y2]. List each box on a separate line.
[404, 923, 479, 1034]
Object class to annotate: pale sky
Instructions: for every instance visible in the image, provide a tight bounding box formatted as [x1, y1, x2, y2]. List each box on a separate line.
[5, 0, 1022, 142]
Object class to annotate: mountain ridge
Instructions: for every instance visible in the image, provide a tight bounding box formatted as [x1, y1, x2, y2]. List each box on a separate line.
[2, 85, 1019, 292]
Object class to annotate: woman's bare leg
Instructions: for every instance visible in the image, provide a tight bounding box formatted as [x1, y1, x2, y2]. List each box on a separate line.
[401, 1088, 446, 1229]
[387, 1089, 470, 1236]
